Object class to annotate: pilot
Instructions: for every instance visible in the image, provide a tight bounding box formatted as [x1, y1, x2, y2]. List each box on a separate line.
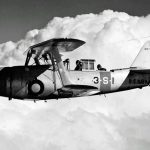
[74, 60, 82, 71]
[97, 64, 106, 71]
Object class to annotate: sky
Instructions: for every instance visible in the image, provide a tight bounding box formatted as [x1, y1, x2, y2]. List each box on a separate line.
[0, 0, 150, 43]
[1, 0, 150, 150]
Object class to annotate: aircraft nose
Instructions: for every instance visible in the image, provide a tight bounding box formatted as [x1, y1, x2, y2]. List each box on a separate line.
[0, 67, 10, 97]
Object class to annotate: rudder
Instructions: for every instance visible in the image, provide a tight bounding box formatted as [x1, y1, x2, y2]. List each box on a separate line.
[131, 41, 150, 69]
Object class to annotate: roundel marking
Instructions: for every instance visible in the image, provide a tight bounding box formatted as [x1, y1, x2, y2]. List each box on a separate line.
[28, 80, 44, 96]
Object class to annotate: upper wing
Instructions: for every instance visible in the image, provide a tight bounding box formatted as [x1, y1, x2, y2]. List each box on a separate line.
[25, 38, 85, 66]
[31, 38, 85, 57]
[31, 38, 85, 52]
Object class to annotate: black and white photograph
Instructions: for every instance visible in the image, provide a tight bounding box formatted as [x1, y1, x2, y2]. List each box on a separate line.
[0, 0, 150, 149]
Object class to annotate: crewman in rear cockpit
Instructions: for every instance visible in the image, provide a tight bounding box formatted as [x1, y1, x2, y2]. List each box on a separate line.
[97, 64, 106, 71]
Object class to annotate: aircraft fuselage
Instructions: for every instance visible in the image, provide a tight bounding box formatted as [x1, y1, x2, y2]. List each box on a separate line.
[0, 65, 149, 100]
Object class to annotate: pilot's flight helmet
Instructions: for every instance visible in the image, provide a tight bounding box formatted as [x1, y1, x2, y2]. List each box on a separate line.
[97, 64, 102, 70]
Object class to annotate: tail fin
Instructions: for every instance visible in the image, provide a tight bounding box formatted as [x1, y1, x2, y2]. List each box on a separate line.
[131, 41, 150, 69]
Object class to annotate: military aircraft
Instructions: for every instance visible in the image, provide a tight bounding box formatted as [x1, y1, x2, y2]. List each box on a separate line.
[0, 38, 150, 101]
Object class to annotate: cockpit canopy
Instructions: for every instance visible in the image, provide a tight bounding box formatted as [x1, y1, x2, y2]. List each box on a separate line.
[81, 59, 95, 71]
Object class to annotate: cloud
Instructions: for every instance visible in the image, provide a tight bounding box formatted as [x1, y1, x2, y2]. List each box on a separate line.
[0, 10, 150, 150]
[1, 99, 150, 150]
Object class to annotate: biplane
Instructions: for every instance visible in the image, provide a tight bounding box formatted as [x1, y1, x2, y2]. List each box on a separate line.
[0, 38, 150, 101]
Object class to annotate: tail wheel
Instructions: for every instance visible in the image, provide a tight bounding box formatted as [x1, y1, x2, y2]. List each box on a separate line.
[28, 79, 44, 96]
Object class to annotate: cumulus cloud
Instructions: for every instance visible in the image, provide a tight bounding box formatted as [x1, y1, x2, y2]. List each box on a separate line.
[0, 10, 150, 150]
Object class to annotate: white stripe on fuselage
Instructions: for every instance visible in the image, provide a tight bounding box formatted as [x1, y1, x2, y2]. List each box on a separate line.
[110, 69, 130, 92]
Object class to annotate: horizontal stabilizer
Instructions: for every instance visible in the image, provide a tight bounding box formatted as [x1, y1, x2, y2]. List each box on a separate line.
[130, 68, 150, 74]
